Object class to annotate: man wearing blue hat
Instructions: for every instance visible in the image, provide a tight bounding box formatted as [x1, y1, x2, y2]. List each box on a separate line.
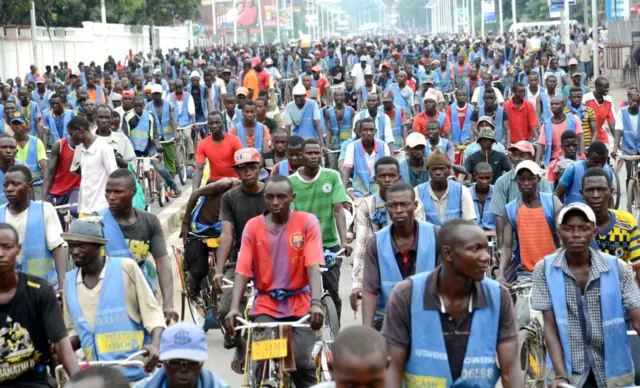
[134, 322, 230, 388]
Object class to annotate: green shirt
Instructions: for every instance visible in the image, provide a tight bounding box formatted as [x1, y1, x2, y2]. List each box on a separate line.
[57, 70, 68, 82]
[289, 168, 349, 247]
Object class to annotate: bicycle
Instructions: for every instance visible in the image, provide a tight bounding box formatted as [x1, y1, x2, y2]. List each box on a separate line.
[485, 231, 499, 279]
[135, 156, 167, 210]
[52, 202, 78, 232]
[615, 154, 640, 217]
[174, 124, 193, 186]
[235, 315, 311, 388]
[55, 350, 148, 387]
[510, 280, 546, 388]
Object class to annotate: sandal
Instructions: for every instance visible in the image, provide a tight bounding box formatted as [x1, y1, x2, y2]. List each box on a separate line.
[230, 350, 245, 374]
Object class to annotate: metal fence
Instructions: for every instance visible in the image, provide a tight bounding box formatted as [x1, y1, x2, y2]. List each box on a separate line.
[606, 18, 640, 88]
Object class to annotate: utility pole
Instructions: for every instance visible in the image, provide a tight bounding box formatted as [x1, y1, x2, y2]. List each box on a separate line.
[233, 0, 238, 43]
[583, 0, 588, 26]
[564, 0, 570, 46]
[511, 0, 517, 39]
[591, 0, 598, 78]
[211, 0, 217, 40]
[498, 0, 504, 34]
[31, 2, 38, 70]
[481, 0, 485, 37]
[471, 0, 475, 36]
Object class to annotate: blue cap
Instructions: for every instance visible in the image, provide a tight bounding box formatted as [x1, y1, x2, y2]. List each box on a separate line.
[159, 322, 208, 362]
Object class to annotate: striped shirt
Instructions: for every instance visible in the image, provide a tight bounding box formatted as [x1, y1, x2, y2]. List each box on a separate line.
[236, 211, 324, 318]
[564, 105, 596, 147]
[289, 168, 349, 247]
[595, 209, 640, 268]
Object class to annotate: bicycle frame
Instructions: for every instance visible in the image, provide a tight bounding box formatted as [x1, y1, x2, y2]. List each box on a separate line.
[55, 350, 147, 387]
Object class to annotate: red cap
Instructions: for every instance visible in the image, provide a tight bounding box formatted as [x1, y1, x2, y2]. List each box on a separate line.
[508, 141, 535, 156]
[233, 148, 262, 166]
[311, 65, 322, 72]
[122, 90, 134, 98]
[251, 57, 262, 67]
[314, 51, 322, 57]
[36, 76, 46, 84]
[382, 61, 391, 68]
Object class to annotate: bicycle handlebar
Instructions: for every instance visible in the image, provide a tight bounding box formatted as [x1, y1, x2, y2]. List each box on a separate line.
[234, 314, 310, 330]
[221, 278, 254, 289]
[616, 154, 640, 161]
[53, 202, 78, 210]
[510, 281, 533, 292]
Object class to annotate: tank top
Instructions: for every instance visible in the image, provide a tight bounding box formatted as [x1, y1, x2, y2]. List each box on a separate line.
[50, 137, 81, 195]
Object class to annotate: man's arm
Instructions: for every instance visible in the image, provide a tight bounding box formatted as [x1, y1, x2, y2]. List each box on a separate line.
[181, 178, 236, 244]
[192, 162, 205, 192]
[497, 338, 524, 388]
[536, 143, 546, 165]
[54, 338, 80, 377]
[215, 221, 234, 275]
[333, 202, 350, 255]
[42, 140, 61, 201]
[503, 120, 512, 147]
[543, 310, 570, 380]
[324, 109, 333, 147]
[313, 119, 324, 148]
[498, 216, 513, 282]
[52, 245, 68, 291]
[555, 183, 568, 202]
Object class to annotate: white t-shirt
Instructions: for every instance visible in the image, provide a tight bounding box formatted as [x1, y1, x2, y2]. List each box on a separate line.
[3, 201, 65, 265]
[71, 137, 119, 214]
[342, 141, 392, 172]
[471, 86, 505, 105]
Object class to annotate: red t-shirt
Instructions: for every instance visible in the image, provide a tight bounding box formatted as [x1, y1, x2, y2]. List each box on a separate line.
[503, 99, 539, 143]
[412, 111, 452, 137]
[195, 134, 243, 181]
[50, 138, 81, 195]
[584, 93, 615, 143]
[315, 76, 330, 98]
[257, 70, 270, 92]
[236, 211, 324, 318]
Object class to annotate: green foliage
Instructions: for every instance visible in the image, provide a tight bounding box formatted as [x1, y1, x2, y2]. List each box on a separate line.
[0, 0, 199, 27]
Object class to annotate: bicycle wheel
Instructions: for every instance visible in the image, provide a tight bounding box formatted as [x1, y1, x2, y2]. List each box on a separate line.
[156, 172, 166, 208]
[627, 179, 639, 218]
[144, 175, 153, 206]
[612, 168, 622, 210]
[518, 327, 546, 388]
[321, 294, 340, 348]
[176, 143, 188, 185]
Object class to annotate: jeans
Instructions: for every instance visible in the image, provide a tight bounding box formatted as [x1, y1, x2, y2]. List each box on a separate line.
[135, 148, 178, 191]
[252, 315, 318, 388]
[581, 61, 592, 80]
[323, 245, 343, 324]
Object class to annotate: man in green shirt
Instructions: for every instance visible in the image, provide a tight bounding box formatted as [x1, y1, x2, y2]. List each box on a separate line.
[289, 138, 351, 323]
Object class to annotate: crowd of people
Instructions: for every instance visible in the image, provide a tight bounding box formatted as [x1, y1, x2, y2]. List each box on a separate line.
[0, 24, 640, 388]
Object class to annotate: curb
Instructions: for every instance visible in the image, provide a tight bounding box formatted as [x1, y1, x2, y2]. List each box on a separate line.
[157, 186, 193, 236]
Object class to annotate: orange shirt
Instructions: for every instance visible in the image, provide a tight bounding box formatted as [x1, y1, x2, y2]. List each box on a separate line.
[516, 205, 557, 271]
[195, 134, 244, 181]
[229, 124, 272, 150]
[87, 87, 106, 104]
[243, 70, 259, 100]
[412, 111, 452, 137]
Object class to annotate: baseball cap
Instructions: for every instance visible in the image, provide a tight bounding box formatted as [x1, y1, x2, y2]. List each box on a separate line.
[111, 93, 122, 102]
[292, 83, 306, 96]
[381, 90, 394, 102]
[508, 140, 535, 156]
[235, 87, 249, 97]
[557, 202, 596, 225]
[151, 84, 163, 94]
[10, 112, 26, 124]
[477, 128, 496, 142]
[233, 148, 262, 166]
[381, 61, 391, 69]
[189, 71, 201, 79]
[159, 322, 208, 362]
[221, 68, 231, 74]
[364, 68, 373, 76]
[251, 57, 262, 68]
[153, 69, 162, 75]
[122, 90, 134, 99]
[423, 76, 435, 85]
[515, 160, 542, 176]
[311, 65, 322, 72]
[477, 116, 496, 128]
[264, 58, 273, 66]
[423, 91, 438, 102]
[36, 76, 46, 84]
[568, 58, 579, 66]
[405, 132, 427, 149]
[571, 71, 582, 78]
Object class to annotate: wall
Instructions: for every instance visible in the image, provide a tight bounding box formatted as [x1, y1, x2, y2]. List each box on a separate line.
[605, 18, 640, 88]
[0, 22, 190, 82]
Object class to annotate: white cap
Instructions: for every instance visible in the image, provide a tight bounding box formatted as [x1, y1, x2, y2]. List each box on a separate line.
[405, 132, 427, 149]
[189, 71, 201, 79]
[364, 68, 373, 76]
[153, 69, 162, 75]
[557, 202, 596, 225]
[515, 160, 542, 177]
[292, 83, 306, 96]
[151, 84, 163, 94]
[423, 91, 438, 102]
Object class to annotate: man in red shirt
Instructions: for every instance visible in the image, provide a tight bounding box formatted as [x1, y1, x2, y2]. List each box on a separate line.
[583, 77, 616, 144]
[193, 111, 243, 190]
[312, 65, 330, 103]
[253, 58, 271, 94]
[503, 82, 539, 143]
[412, 92, 450, 138]
[226, 175, 324, 388]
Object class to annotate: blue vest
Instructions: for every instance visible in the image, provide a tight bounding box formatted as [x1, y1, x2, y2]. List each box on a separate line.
[187, 84, 208, 119]
[352, 139, 385, 197]
[65, 257, 150, 381]
[21, 135, 43, 184]
[451, 105, 474, 145]
[390, 83, 410, 112]
[169, 92, 193, 126]
[292, 100, 318, 138]
[32, 90, 52, 112]
[147, 100, 173, 139]
[543, 253, 634, 386]
[388, 107, 403, 151]
[375, 221, 437, 315]
[564, 160, 613, 205]
[278, 57, 294, 78]
[25, 73, 37, 84]
[621, 107, 640, 154]
[471, 185, 496, 231]
[45, 110, 75, 144]
[328, 106, 353, 146]
[190, 197, 222, 234]
[276, 160, 291, 176]
[358, 109, 387, 143]
[129, 111, 151, 152]
[17, 101, 40, 136]
[453, 64, 470, 88]
[236, 121, 264, 151]
[399, 158, 429, 188]
[465, 79, 483, 100]
[0, 201, 55, 283]
[225, 79, 237, 95]
[505, 192, 557, 262]
[542, 113, 576, 167]
[417, 181, 463, 226]
[436, 67, 452, 92]
[478, 106, 505, 143]
[424, 138, 449, 158]
[360, 84, 373, 101]
[404, 271, 501, 388]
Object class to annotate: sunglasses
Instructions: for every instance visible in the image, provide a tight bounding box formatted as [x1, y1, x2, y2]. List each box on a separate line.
[166, 359, 203, 368]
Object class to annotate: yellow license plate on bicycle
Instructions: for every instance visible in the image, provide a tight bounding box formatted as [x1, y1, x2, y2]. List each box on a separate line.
[252, 338, 288, 361]
[206, 238, 220, 248]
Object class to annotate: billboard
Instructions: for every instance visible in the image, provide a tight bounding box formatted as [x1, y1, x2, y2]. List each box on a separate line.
[482, 0, 496, 24]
